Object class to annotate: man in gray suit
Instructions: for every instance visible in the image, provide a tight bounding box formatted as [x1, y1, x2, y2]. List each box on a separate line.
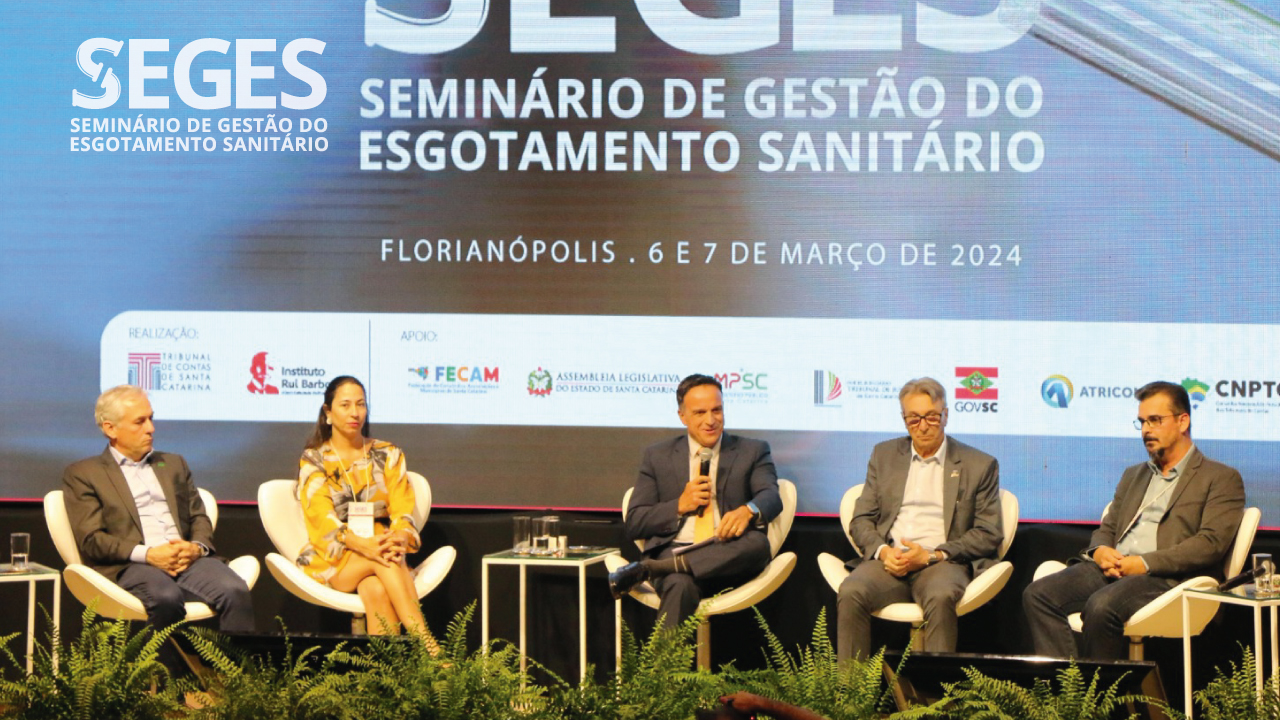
[609, 374, 783, 628]
[837, 377, 1002, 661]
[1023, 381, 1245, 659]
[63, 385, 253, 670]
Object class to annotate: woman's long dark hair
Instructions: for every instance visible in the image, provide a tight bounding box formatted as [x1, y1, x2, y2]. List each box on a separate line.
[304, 375, 371, 449]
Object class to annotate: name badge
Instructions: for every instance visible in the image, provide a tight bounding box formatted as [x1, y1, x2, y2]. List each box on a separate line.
[348, 502, 375, 538]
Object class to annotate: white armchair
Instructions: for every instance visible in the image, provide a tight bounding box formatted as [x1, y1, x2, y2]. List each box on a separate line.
[1032, 504, 1261, 660]
[43, 488, 261, 622]
[816, 484, 1019, 648]
[258, 473, 456, 633]
[605, 479, 797, 669]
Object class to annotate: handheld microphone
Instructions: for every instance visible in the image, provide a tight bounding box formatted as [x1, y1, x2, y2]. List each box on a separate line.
[1218, 565, 1266, 592]
[696, 448, 713, 518]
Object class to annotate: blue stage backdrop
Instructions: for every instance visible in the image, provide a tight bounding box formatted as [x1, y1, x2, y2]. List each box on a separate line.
[3, 0, 1279, 522]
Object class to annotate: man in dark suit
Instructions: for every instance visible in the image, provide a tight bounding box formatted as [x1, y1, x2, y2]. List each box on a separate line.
[837, 377, 1002, 661]
[609, 374, 782, 628]
[63, 385, 254, 670]
[1023, 381, 1245, 659]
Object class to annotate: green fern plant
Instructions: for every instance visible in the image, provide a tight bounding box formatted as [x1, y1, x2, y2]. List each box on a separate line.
[901, 660, 1164, 720]
[1194, 645, 1280, 720]
[329, 601, 553, 720]
[551, 610, 726, 720]
[716, 607, 895, 720]
[0, 605, 185, 720]
[181, 622, 350, 719]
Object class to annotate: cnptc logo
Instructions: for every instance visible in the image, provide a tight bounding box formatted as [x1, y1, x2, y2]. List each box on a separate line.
[527, 367, 552, 397]
[1040, 374, 1073, 408]
[1181, 377, 1210, 408]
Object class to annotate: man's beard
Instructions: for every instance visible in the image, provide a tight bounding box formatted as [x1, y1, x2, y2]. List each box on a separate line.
[1146, 440, 1166, 464]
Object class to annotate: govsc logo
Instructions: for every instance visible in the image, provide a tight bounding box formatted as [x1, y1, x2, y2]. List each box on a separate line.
[73, 37, 326, 110]
[1041, 374, 1073, 408]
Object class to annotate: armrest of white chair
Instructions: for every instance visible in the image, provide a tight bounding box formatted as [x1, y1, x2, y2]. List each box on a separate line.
[1124, 575, 1220, 639]
[1033, 560, 1068, 583]
[411, 545, 457, 598]
[227, 555, 261, 590]
[263, 553, 365, 614]
[62, 564, 149, 621]
[701, 552, 796, 616]
[957, 560, 1012, 616]
[817, 552, 850, 593]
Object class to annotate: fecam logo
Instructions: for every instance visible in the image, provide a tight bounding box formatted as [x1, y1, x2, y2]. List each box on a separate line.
[73, 38, 327, 110]
[366, 0, 1037, 55]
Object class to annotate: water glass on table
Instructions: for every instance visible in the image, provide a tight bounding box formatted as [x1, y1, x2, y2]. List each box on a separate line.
[10, 532, 29, 572]
[513, 516, 532, 555]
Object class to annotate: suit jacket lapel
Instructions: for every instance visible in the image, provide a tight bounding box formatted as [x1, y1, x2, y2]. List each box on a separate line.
[716, 435, 738, 509]
[943, 441, 962, 535]
[152, 455, 184, 529]
[1161, 447, 1201, 521]
[99, 447, 143, 533]
[880, 439, 912, 530]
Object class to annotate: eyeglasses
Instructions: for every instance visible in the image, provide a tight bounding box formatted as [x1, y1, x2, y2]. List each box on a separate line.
[903, 412, 944, 428]
[1133, 414, 1181, 430]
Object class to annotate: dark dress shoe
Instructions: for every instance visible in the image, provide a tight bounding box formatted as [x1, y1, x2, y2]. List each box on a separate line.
[608, 561, 650, 599]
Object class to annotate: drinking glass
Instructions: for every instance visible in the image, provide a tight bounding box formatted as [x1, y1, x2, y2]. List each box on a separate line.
[542, 516, 560, 556]
[512, 516, 532, 554]
[10, 533, 30, 572]
[1254, 553, 1275, 596]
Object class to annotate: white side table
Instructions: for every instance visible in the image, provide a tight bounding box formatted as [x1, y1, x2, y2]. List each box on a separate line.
[481, 548, 618, 681]
[0, 563, 61, 673]
[1182, 585, 1280, 719]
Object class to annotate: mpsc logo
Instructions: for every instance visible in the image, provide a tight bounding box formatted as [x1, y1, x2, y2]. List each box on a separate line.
[364, 0, 1039, 55]
[73, 37, 327, 110]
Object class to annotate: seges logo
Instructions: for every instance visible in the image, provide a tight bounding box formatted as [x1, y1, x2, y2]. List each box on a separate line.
[1040, 374, 1073, 408]
[364, 0, 1035, 55]
[528, 367, 553, 397]
[814, 370, 842, 407]
[73, 37, 326, 110]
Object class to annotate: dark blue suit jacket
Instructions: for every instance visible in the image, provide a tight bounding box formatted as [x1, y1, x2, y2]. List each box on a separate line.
[624, 433, 781, 555]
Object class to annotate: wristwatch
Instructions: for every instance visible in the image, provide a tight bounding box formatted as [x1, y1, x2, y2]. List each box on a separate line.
[928, 550, 946, 565]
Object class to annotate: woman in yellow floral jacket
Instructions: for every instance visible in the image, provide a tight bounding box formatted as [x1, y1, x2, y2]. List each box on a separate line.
[296, 375, 439, 651]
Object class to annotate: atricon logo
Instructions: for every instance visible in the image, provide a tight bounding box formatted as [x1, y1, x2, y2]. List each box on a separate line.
[1040, 374, 1072, 408]
[814, 370, 843, 407]
[73, 37, 327, 110]
[365, 0, 1038, 55]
